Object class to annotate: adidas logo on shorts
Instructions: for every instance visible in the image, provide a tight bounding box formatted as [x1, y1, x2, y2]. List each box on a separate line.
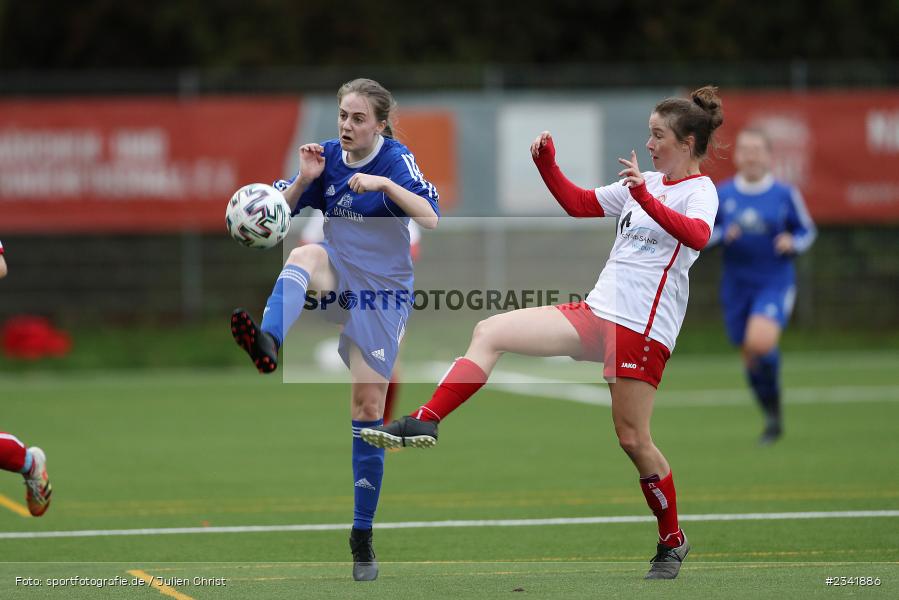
[370, 348, 386, 362]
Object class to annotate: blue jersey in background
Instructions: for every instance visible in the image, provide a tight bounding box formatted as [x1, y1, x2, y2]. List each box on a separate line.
[711, 174, 816, 343]
[711, 174, 816, 285]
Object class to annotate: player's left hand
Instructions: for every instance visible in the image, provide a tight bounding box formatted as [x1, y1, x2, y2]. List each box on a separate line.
[348, 174, 388, 194]
[617, 150, 644, 188]
[774, 232, 795, 254]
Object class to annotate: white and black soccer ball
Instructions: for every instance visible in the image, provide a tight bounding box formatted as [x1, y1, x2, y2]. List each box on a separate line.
[225, 183, 291, 249]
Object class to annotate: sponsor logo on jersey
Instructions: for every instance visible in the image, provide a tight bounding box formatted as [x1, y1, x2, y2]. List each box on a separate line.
[329, 206, 364, 223]
[620, 362, 638, 369]
[737, 208, 767, 234]
[328, 193, 365, 222]
[620, 226, 660, 254]
[325, 184, 336, 197]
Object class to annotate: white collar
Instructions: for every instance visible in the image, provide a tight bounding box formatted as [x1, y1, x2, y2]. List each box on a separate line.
[734, 173, 775, 195]
[343, 135, 384, 169]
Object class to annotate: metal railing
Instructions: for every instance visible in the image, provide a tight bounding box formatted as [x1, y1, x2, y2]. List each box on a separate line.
[1, 61, 898, 96]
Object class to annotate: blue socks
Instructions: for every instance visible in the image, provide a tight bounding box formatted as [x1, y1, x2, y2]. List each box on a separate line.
[260, 265, 310, 346]
[747, 349, 781, 420]
[351, 420, 385, 530]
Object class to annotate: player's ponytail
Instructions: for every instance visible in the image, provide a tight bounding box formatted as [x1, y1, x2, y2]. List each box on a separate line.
[337, 78, 397, 139]
[691, 85, 724, 134]
[654, 85, 724, 160]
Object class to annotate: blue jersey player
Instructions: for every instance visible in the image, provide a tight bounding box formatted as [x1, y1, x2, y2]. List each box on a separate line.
[230, 79, 439, 581]
[710, 128, 816, 445]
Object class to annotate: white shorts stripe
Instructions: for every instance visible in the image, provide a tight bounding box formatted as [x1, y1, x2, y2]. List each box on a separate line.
[0, 434, 24, 448]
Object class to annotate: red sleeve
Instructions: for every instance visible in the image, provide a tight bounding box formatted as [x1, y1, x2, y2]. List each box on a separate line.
[628, 183, 711, 251]
[533, 140, 604, 218]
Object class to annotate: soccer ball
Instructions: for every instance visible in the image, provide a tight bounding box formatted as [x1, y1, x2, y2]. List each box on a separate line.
[225, 183, 291, 249]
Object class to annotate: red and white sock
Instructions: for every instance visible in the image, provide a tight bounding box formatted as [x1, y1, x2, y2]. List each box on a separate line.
[0, 433, 27, 473]
[639, 471, 684, 547]
[412, 358, 488, 422]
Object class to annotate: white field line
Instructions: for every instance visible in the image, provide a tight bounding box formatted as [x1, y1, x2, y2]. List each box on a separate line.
[2, 510, 897, 540]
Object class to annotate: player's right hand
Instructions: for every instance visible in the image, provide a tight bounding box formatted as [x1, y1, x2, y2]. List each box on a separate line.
[298, 143, 326, 183]
[531, 131, 555, 160]
[724, 223, 742, 244]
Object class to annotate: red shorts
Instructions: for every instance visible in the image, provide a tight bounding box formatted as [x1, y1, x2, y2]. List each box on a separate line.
[556, 302, 671, 388]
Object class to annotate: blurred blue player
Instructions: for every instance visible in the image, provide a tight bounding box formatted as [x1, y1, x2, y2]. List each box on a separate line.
[230, 78, 439, 580]
[710, 128, 816, 445]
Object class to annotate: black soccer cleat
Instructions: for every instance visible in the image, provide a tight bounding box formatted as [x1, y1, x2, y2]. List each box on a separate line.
[230, 308, 279, 374]
[644, 532, 690, 580]
[360, 416, 438, 449]
[349, 527, 378, 581]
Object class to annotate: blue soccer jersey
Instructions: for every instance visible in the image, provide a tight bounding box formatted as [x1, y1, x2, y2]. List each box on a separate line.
[710, 174, 816, 285]
[274, 135, 439, 378]
[711, 174, 816, 343]
[278, 136, 438, 289]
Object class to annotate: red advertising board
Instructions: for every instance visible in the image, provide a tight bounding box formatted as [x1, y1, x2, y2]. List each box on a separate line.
[704, 90, 899, 224]
[0, 98, 459, 233]
[0, 98, 301, 233]
[395, 109, 457, 213]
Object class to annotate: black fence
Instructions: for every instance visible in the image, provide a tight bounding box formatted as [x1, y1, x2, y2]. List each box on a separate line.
[0, 226, 896, 331]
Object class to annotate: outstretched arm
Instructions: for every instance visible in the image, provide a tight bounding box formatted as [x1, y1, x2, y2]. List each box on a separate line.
[531, 132, 605, 218]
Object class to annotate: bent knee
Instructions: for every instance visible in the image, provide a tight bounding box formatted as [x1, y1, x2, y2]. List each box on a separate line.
[743, 340, 777, 361]
[287, 244, 327, 270]
[471, 316, 504, 346]
[616, 428, 651, 456]
[352, 388, 385, 421]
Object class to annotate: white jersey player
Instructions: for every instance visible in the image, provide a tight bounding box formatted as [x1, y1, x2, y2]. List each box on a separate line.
[362, 86, 725, 582]
[587, 170, 718, 352]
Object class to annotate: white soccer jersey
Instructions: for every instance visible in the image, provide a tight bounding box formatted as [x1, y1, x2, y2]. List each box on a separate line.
[585, 171, 718, 351]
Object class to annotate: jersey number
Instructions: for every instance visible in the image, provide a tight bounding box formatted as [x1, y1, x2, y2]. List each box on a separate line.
[619, 211, 632, 234]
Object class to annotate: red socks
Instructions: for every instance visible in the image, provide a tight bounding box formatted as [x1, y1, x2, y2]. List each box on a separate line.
[639, 471, 683, 547]
[0, 433, 27, 473]
[412, 358, 488, 422]
[383, 376, 399, 424]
